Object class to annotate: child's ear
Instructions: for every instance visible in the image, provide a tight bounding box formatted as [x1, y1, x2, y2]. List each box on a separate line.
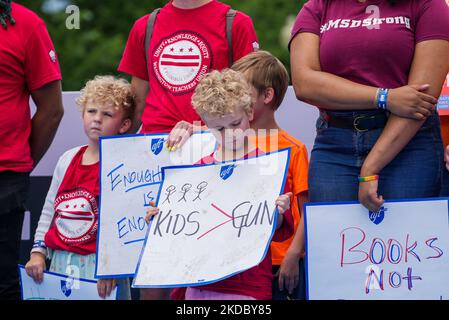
[119, 118, 132, 134]
[263, 88, 275, 105]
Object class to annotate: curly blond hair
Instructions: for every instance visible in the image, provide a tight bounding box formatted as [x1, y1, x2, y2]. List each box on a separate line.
[76, 75, 136, 120]
[192, 69, 253, 117]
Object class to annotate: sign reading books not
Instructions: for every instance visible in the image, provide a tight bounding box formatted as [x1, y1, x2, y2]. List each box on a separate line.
[305, 199, 449, 300]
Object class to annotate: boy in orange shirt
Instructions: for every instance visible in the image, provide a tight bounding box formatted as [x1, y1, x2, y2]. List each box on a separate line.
[232, 51, 309, 300]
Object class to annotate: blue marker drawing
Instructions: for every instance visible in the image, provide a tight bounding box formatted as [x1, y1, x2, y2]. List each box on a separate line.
[107, 163, 124, 191]
[117, 216, 147, 243]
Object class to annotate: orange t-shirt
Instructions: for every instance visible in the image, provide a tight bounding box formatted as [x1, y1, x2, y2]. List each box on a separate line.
[252, 130, 309, 266]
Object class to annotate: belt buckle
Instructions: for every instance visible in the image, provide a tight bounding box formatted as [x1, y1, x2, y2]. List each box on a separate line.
[353, 115, 375, 132]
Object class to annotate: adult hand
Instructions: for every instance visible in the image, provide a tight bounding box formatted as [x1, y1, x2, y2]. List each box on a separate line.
[25, 252, 46, 284]
[358, 179, 384, 213]
[166, 121, 194, 152]
[388, 84, 438, 120]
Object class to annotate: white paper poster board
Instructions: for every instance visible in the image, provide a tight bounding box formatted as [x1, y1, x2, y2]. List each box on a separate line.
[19, 265, 117, 300]
[96, 132, 216, 277]
[305, 199, 449, 300]
[133, 149, 290, 288]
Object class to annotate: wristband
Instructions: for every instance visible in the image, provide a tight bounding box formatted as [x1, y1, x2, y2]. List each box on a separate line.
[32, 240, 47, 249]
[377, 88, 389, 110]
[374, 88, 380, 108]
[358, 175, 379, 182]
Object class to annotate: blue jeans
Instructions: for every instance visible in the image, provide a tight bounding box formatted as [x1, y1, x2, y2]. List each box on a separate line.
[440, 165, 449, 197]
[309, 111, 444, 202]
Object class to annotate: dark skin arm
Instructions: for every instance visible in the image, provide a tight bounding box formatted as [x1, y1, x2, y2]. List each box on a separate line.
[29, 80, 63, 167]
[128, 76, 148, 134]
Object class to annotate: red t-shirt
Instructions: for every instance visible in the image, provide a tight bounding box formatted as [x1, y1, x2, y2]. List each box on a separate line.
[290, 0, 449, 92]
[172, 148, 294, 300]
[0, 3, 61, 172]
[118, 0, 258, 133]
[45, 146, 99, 255]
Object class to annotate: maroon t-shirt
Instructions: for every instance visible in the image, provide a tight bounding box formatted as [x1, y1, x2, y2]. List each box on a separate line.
[290, 0, 449, 90]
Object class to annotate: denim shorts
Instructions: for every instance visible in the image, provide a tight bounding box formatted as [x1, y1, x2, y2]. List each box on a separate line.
[309, 111, 444, 202]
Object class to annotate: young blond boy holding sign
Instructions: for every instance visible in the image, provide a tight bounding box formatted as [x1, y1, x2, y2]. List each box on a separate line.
[25, 76, 135, 299]
[146, 69, 294, 300]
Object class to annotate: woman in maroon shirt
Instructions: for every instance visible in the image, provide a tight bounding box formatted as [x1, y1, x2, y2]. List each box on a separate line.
[290, 0, 449, 211]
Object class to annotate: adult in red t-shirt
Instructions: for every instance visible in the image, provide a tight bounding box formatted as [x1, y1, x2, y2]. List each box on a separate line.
[0, 1, 63, 300]
[118, 0, 259, 134]
[290, 0, 449, 211]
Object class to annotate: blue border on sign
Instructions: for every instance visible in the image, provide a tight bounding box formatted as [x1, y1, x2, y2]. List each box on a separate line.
[132, 148, 291, 288]
[18, 265, 119, 300]
[95, 131, 217, 279]
[303, 197, 449, 300]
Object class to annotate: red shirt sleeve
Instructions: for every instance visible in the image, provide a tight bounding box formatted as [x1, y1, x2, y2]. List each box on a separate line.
[231, 12, 259, 62]
[118, 15, 149, 81]
[415, 0, 449, 44]
[24, 20, 61, 91]
[289, 0, 323, 48]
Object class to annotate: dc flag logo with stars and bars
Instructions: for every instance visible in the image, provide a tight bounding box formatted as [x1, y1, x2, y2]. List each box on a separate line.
[52, 188, 98, 245]
[153, 31, 212, 95]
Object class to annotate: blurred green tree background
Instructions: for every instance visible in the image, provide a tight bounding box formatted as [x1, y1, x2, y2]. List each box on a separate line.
[16, 0, 306, 91]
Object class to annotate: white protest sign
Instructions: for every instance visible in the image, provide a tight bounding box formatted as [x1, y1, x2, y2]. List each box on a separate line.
[305, 199, 449, 300]
[19, 265, 117, 300]
[96, 132, 216, 277]
[133, 149, 290, 288]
